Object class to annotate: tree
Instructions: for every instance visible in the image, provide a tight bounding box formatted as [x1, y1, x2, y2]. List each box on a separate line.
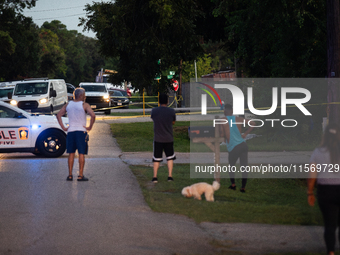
[213, 0, 326, 78]
[39, 28, 67, 78]
[41, 20, 106, 85]
[0, 0, 40, 80]
[181, 54, 213, 83]
[81, 0, 204, 92]
[326, 0, 340, 123]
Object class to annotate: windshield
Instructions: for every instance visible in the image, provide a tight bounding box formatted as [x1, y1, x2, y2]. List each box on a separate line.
[67, 86, 74, 94]
[81, 85, 107, 92]
[113, 91, 124, 96]
[0, 88, 13, 98]
[14, 82, 48, 95]
[119, 90, 128, 96]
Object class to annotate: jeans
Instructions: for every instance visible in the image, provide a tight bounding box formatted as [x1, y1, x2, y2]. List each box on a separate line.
[228, 142, 248, 188]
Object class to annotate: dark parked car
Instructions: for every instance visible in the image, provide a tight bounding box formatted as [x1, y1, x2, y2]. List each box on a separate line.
[109, 89, 130, 109]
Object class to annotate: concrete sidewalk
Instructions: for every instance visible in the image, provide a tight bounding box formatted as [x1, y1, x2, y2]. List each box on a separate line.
[0, 121, 325, 255]
[120, 151, 312, 166]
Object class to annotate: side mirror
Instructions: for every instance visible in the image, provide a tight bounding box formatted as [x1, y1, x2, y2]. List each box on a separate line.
[50, 90, 57, 98]
[7, 92, 12, 99]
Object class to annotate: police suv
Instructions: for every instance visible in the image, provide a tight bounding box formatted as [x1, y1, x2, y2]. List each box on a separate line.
[0, 101, 68, 157]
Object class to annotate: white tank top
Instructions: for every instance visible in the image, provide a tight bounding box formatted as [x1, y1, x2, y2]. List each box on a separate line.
[66, 101, 87, 132]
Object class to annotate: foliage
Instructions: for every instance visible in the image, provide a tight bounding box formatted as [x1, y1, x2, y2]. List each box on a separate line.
[203, 40, 233, 72]
[0, 0, 329, 89]
[0, 6, 108, 84]
[39, 28, 67, 78]
[181, 54, 213, 83]
[0, 30, 15, 56]
[212, 0, 326, 78]
[0, 0, 36, 11]
[0, 11, 42, 80]
[81, 0, 204, 92]
[41, 20, 107, 86]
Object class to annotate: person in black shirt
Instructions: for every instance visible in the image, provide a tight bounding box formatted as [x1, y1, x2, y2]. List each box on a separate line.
[151, 93, 176, 183]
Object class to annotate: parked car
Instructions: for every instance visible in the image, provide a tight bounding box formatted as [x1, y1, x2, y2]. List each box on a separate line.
[66, 83, 75, 101]
[109, 89, 130, 109]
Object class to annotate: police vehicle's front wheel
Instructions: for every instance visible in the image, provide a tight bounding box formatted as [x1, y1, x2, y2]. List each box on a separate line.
[36, 130, 66, 158]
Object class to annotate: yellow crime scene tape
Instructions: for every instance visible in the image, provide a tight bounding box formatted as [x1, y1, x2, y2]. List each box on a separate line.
[93, 93, 340, 120]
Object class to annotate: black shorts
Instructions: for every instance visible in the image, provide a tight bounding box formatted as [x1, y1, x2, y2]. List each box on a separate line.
[153, 141, 176, 162]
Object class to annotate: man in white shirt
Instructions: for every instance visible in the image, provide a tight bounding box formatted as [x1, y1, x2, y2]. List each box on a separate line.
[57, 88, 96, 181]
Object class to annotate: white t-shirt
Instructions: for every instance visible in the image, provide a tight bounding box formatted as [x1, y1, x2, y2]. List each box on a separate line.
[66, 101, 87, 132]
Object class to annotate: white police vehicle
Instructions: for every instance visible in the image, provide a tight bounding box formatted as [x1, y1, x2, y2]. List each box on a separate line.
[0, 101, 68, 157]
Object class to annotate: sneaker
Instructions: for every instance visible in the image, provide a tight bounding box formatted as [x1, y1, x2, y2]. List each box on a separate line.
[228, 185, 236, 190]
[152, 177, 158, 183]
[167, 177, 174, 182]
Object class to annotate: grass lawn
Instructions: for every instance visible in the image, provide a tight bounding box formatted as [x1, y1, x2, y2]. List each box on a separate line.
[111, 121, 190, 152]
[110, 121, 320, 152]
[130, 164, 322, 225]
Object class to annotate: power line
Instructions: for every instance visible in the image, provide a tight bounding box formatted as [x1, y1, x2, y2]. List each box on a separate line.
[26, 6, 85, 12]
[35, 13, 86, 21]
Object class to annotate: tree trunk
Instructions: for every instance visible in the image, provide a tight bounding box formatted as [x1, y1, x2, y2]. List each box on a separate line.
[327, 0, 340, 123]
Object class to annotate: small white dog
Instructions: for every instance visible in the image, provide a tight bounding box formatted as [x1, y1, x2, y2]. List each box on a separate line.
[181, 181, 220, 202]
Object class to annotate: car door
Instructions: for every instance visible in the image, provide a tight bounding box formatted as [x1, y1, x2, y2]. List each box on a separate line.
[0, 105, 32, 149]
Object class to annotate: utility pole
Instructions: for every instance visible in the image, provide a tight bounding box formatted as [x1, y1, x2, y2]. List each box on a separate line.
[327, 0, 340, 123]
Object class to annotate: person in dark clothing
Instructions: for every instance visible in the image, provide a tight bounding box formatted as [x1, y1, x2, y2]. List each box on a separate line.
[308, 123, 340, 255]
[221, 104, 254, 192]
[151, 93, 176, 183]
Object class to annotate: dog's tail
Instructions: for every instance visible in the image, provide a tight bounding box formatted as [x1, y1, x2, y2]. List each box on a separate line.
[212, 181, 220, 191]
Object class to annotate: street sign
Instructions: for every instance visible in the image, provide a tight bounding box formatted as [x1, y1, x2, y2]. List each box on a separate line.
[169, 71, 175, 75]
[167, 75, 173, 79]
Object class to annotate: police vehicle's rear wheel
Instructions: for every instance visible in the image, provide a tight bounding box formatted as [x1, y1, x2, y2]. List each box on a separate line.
[36, 130, 66, 158]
